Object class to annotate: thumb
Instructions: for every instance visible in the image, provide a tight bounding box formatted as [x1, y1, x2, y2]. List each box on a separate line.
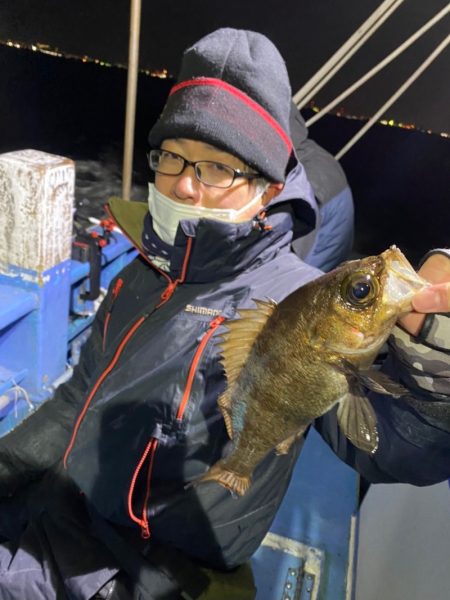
[412, 282, 450, 313]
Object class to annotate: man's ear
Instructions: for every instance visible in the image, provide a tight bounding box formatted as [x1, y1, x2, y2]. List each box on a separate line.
[262, 182, 284, 206]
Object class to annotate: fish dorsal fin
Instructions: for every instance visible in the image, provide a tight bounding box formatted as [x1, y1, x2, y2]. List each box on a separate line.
[220, 299, 276, 390]
[218, 299, 276, 440]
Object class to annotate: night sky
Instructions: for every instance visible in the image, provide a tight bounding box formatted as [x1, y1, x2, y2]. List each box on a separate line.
[0, 1, 449, 264]
[1, 0, 449, 133]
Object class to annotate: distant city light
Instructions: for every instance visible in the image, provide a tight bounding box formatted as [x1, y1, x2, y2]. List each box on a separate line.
[1, 38, 171, 79]
[308, 101, 449, 139]
[1, 39, 448, 136]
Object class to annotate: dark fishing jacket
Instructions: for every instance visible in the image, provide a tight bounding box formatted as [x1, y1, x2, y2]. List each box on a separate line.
[0, 163, 449, 579]
[289, 106, 354, 271]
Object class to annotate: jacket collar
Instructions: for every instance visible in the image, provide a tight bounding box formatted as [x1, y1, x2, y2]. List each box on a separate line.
[107, 164, 318, 283]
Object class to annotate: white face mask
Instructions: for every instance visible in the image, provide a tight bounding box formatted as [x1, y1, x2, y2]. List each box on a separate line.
[147, 183, 267, 245]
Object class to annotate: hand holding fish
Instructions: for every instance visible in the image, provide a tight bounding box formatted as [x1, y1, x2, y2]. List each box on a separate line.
[400, 252, 450, 336]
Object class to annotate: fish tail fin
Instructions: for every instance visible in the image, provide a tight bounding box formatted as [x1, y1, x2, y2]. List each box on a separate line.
[197, 461, 251, 497]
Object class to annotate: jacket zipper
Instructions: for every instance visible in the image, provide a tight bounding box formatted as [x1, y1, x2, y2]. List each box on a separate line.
[156, 237, 193, 307]
[102, 277, 124, 352]
[127, 437, 158, 539]
[64, 210, 194, 534]
[104, 204, 193, 308]
[63, 313, 148, 468]
[127, 315, 225, 538]
[176, 316, 226, 420]
[64, 239, 193, 467]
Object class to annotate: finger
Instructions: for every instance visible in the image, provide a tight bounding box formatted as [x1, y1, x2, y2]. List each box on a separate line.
[397, 252, 450, 336]
[417, 253, 450, 284]
[412, 282, 450, 313]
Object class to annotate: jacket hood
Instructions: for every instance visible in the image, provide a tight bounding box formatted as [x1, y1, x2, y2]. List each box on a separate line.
[289, 104, 348, 205]
[107, 164, 317, 284]
[271, 160, 318, 240]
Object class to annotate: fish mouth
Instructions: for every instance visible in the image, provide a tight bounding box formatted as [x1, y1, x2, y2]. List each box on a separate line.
[325, 331, 388, 361]
[382, 246, 429, 314]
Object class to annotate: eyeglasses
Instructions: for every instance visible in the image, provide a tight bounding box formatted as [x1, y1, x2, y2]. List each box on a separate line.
[148, 149, 260, 189]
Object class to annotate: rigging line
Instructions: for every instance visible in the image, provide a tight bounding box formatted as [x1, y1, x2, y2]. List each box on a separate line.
[295, 0, 405, 107]
[293, 0, 405, 108]
[334, 33, 450, 161]
[306, 3, 450, 127]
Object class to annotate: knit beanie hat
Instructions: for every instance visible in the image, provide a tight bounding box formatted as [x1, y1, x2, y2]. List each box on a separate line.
[148, 28, 293, 182]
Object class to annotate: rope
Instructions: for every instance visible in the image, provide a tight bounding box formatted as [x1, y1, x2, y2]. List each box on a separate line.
[306, 3, 450, 127]
[335, 33, 450, 160]
[293, 0, 405, 108]
[10, 379, 34, 414]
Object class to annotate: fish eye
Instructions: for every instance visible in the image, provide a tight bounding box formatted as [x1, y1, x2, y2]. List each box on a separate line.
[342, 272, 379, 307]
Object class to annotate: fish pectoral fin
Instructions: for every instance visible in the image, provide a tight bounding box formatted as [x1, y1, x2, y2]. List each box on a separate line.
[339, 360, 409, 398]
[275, 428, 306, 455]
[337, 389, 379, 454]
[356, 368, 410, 398]
[218, 391, 234, 439]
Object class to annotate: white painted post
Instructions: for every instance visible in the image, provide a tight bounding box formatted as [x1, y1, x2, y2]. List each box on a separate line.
[0, 149, 74, 273]
[0, 149, 75, 401]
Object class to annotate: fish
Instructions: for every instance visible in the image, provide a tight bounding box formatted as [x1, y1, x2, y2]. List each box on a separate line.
[199, 246, 429, 496]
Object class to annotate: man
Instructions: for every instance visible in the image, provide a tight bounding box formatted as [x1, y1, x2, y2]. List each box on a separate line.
[289, 104, 355, 271]
[0, 28, 448, 600]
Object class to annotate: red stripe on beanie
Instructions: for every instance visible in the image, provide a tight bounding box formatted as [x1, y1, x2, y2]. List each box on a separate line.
[170, 78, 293, 153]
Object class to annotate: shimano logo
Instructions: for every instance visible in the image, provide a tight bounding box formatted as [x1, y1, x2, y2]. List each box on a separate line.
[185, 304, 221, 316]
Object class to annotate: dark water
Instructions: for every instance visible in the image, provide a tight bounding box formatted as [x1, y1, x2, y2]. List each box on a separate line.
[1, 44, 449, 265]
[0, 44, 170, 205]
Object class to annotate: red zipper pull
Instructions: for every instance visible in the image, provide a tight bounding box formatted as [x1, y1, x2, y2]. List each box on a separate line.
[159, 281, 177, 303]
[141, 523, 150, 539]
[210, 316, 226, 329]
[156, 237, 194, 307]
